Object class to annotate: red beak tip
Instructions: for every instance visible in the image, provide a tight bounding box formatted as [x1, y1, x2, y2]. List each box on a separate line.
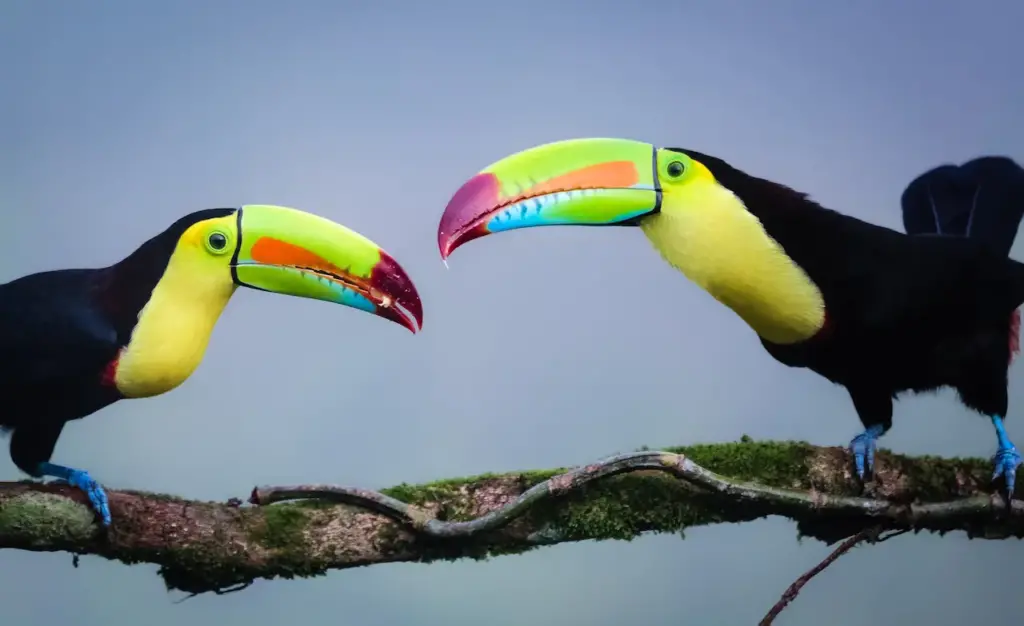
[436, 172, 501, 260]
[369, 250, 424, 334]
[437, 228, 455, 260]
[408, 300, 424, 332]
[379, 305, 420, 334]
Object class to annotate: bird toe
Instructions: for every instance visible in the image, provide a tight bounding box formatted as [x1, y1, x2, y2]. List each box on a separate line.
[67, 469, 111, 526]
[849, 433, 878, 480]
[992, 446, 1022, 505]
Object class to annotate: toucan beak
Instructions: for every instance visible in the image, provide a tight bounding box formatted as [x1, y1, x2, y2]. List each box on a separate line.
[230, 204, 423, 333]
[437, 138, 662, 259]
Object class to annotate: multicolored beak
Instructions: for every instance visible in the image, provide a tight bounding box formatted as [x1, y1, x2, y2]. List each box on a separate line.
[230, 204, 423, 333]
[437, 138, 661, 259]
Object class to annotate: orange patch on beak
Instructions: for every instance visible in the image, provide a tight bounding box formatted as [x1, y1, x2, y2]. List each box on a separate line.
[250, 237, 345, 274]
[512, 160, 640, 201]
[249, 237, 370, 289]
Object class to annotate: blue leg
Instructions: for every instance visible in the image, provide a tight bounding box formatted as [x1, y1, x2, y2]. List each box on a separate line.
[850, 424, 887, 480]
[990, 415, 1022, 502]
[36, 462, 111, 526]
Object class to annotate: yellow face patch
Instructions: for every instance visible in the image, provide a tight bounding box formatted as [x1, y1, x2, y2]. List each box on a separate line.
[180, 214, 238, 260]
[640, 153, 826, 344]
[654, 150, 716, 188]
[114, 216, 240, 398]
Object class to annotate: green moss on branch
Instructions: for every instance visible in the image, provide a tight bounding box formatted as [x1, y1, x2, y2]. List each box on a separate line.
[0, 439, 1019, 595]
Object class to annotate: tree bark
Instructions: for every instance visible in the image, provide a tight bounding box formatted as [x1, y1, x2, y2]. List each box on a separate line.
[0, 439, 1020, 595]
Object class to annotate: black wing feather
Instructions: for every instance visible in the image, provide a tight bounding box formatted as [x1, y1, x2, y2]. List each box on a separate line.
[0, 269, 121, 428]
[900, 155, 1024, 257]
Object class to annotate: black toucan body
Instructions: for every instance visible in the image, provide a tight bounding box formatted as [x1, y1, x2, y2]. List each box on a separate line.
[1, 205, 423, 525]
[435, 138, 1024, 501]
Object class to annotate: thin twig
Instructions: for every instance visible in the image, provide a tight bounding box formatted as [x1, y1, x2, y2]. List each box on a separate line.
[759, 527, 879, 625]
[876, 528, 911, 543]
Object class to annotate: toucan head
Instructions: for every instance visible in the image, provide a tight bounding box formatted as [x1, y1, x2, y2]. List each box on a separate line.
[435, 137, 834, 346]
[436, 137, 730, 260]
[160, 204, 423, 333]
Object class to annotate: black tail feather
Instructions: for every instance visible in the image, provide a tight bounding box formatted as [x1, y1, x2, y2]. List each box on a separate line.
[901, 155, 1024, 257]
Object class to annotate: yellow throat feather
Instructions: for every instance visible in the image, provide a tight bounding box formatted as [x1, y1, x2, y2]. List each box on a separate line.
[639, 181, 826, 344]
[114, 217, 238, 398]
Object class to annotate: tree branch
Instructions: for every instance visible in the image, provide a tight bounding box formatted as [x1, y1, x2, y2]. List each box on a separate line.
[0, 439, 1020, 597]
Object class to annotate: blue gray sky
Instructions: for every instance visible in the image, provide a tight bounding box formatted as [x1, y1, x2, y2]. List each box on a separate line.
[2, 1, 1023, 624]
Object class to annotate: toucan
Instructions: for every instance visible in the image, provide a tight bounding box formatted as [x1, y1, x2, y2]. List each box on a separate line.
[0, 205, 423, 525]
[436, 138, 1024, 502]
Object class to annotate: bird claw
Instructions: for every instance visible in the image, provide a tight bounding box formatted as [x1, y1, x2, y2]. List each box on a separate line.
[65, 469, 111, 526]
[850, 431, 879, 480]
[992, 445, 1022, 504]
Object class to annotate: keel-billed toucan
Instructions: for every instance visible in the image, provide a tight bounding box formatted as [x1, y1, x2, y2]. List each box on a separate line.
[1, 205, 423, 525]
[436, 138, 1024, 501]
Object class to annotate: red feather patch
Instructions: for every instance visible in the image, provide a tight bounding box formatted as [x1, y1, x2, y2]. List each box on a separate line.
[101, 352, 121, 387]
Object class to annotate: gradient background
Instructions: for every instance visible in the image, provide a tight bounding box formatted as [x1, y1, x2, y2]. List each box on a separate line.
[2, 1, 1023, 624]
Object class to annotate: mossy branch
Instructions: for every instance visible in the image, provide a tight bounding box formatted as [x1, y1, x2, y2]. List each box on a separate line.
[0, 439, 1021, 597]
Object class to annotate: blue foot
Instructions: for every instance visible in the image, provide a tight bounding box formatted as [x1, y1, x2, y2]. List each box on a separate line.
[991, 416, 1022, 503]
[993, 446, 1022, 500]
[850, 424, 886, 480]
[37, 462, 111, 526]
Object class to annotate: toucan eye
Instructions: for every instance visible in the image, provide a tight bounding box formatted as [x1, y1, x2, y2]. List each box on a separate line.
[667, 161, 685, 178]
[208, 232, 227, 250]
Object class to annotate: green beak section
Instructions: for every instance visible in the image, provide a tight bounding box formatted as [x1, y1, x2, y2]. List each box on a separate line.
[231, 204, 423, 332]
[437, 138, 661, 259]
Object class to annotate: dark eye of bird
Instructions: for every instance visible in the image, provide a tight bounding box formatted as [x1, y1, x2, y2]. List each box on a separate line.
[667, 161, 685, 177]
[208, 232, 227, 250]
